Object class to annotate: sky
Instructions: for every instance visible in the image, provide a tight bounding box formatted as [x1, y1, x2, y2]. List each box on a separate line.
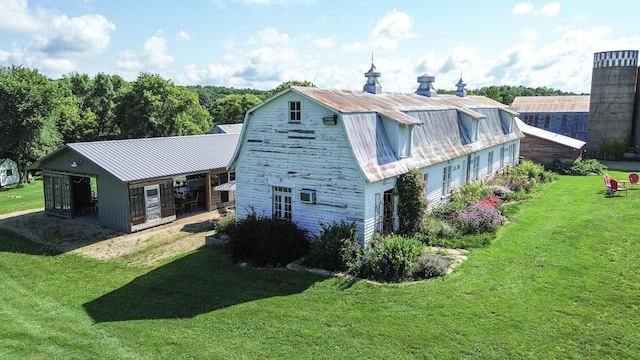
[1, 0, 639, 94]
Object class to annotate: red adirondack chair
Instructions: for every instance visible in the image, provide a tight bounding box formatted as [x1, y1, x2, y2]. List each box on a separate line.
[629, 173, 639, 189]
[609, 179, 628, 196]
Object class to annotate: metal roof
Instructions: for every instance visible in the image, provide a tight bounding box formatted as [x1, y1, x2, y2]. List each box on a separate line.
[515, 117, 585, 149]
[34, 134, 239, 183]
[230, 87, 525, 182]
[211, 123, 243, 134]
[511, 95, 591, 113]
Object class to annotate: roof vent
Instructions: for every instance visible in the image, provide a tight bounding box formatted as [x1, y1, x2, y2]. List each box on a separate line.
[416, 74, 437, 97]
[455, 75, 467, 97]
[363, 62, 382, 94]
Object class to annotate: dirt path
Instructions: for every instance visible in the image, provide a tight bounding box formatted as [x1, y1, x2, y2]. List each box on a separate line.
[0, 209, 229, 265]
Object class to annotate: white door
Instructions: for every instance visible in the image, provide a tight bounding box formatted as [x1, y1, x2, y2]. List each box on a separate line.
[144, 184, 161, 223]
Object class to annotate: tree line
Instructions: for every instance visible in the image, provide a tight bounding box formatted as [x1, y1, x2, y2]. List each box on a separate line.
[0, 64, 576, 182]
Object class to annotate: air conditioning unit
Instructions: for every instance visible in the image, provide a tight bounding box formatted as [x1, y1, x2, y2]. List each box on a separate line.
[299, 189, 316, 204]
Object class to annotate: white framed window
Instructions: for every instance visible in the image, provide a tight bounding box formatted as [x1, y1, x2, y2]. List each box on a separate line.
[500, 147, 505, 169]
[423, 173, 429, 198]
[442, 165, 452, 197]
[289, 101, 301, 123]
[488, 151, 494, 175]
[273, 186, 292, 220]
[471, 155, 480, 181]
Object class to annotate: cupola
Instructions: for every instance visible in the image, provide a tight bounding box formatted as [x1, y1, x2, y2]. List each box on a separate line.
[363, 62, 382, 94]
[416, 74, 437, 97]
[455, 75, 467, 97]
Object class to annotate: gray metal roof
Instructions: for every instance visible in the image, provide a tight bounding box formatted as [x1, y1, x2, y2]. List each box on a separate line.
[210, 123, 244, 134]
[38, 134, 239, 182]
[515, 117, 585, 149]
[512, 95, 590, 113]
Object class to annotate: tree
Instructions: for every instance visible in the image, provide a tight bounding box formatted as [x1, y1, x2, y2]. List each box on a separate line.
[263, 80, 316, 99]
[115, 73, 211, 138]
[0, 66, 63, 182]
[209, 93, 261, 125]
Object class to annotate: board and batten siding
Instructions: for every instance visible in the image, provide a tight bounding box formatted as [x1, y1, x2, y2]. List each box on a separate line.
[235, 92, 367, 241]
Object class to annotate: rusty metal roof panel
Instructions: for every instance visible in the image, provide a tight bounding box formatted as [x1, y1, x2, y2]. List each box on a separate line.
[511, 96, 591, 113]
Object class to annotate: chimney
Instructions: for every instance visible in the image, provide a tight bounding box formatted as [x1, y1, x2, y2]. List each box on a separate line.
[416, 74, 437, 97]
[363, 62, 382, 94]
[455, 75, 467, 97]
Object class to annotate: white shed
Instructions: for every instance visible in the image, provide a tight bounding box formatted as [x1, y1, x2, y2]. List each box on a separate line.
[0, 158, 20, 188]
[229, 67, 523, 245]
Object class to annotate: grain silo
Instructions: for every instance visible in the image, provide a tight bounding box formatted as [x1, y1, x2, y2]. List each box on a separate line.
[586, 50, 639, 155]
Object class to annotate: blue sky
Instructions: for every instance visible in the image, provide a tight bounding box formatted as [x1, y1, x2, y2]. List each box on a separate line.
[1, 0, 639, 93]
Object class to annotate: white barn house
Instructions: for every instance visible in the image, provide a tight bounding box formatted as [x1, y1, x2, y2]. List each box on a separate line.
[0, 158, 20, 188]
[228, 66, 523, 245]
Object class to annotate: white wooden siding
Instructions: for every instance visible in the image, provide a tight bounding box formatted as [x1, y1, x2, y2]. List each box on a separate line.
[235, 93, 367, 240]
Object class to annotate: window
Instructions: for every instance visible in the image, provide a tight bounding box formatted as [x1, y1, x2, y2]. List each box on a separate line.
[488, 151, 494, 175]
[442, 165, 452, 197]
[129, 187, 145, 219]
[273, 186, 292, 220]
[423, 173, 429, 198]
[471, 155, 480, 181]
[500, 147, 505, 169]
[6, 169, 12, 177]
[160, 181, 174, 212]
[43, 173, 71, 211]
[289, 101, 301, 123]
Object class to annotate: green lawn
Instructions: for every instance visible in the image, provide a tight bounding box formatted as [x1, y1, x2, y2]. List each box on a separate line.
[1, 173, 639, 359]
[0, 179, 44, 215]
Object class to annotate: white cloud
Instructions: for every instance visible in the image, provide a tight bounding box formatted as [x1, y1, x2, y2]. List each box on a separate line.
[0, 0, 42, 32]
[312, 37, 334, 49]
[222, 38, 236, 49]
[176, 31, 191, 42]
[371, 9, 418, 51]
[39, 14, 115, 57]
[342, 41, 369, 53]
[534, 2, 561, 16]
[513, 2, 534, 15]
[520, 27, 538, 40]
[143, 35, 174, 68]
[250, 28, 291, 46]
[116, 35, 174, 74]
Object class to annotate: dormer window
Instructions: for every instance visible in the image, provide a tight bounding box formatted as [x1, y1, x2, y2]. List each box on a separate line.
[289, 101, 301, 123]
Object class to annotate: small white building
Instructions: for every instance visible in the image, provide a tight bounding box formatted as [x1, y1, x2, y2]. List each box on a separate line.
[228, 66, 523, 245]
[0, 158, 20, 188]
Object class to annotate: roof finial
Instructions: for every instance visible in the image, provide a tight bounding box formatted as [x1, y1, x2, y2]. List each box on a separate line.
[455, 70, 467, 97]
[364, 53, 382, 94]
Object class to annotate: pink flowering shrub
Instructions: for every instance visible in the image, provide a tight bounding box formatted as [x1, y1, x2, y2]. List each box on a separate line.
[454, 201, 504, 235]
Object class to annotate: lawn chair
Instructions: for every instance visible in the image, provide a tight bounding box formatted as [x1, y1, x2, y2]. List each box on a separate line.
[609, 179, 628, 196]
[629, 173, 639, 189]
[604, 174, 612, 193]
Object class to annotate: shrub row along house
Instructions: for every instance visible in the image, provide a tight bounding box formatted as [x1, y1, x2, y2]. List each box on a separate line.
[229, 65, 523, 245]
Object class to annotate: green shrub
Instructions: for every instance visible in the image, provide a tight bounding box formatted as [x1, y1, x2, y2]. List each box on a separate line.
[227, 212, 309, 267]
[307, 220, 361, 272]
[214, 215, 236, 235]
[568, 158, 608, 176]
[419, 216, 460, 241]
[396, 168, 428, 236]
[356, 234, 425, 283]
[412, 253, 450, 279]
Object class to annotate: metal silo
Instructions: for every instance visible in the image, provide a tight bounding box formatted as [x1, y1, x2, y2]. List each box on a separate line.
[586, 50, 639, 156]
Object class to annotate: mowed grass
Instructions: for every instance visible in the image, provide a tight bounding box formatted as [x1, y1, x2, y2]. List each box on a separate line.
[1, 173, 639, 359]
[0, 179, 44, 215]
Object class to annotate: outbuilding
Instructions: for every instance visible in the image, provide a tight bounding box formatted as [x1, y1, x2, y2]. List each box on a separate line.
[0, 158, 20, 188]
[28, 134, 238, 233]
